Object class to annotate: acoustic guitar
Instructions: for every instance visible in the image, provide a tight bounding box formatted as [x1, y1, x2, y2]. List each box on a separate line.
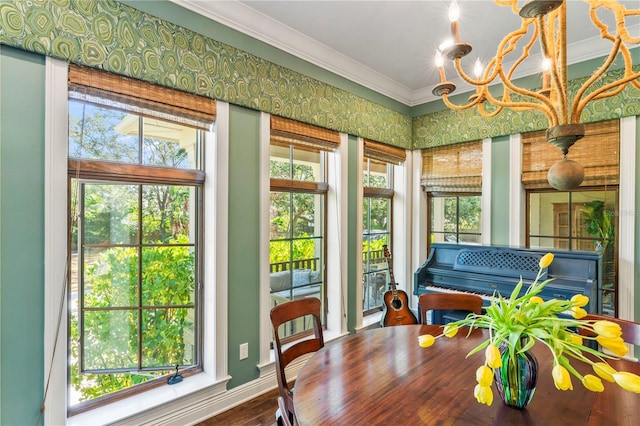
[380, 245, 418, 327]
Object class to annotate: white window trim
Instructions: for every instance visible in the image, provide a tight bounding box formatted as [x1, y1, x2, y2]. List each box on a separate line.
[44, 57, 232, 425]
[482, 137, 492, 245]
[618, 116, 635, 323]
[508, 133, 525, 247]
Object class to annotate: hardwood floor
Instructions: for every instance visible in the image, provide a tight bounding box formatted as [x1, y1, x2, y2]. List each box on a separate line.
[195, 387, 280, 426]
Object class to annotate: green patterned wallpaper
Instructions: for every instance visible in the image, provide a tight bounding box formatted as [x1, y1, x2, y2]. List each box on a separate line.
[0, 0, 638, 150]
[0, 0, 412, 148]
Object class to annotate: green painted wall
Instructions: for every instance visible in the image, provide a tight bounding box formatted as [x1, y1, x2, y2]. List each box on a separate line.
[0, 46, 45, 426]
[490, 136, 510, 246]
[227, 105, 261, 388]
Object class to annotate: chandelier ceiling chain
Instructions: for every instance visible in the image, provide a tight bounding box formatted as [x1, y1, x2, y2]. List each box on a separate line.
[432, 0, 640, 190]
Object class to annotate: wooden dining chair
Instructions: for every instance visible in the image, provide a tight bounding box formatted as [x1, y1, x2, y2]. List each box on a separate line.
[418, 293, 483, 324]
[277, 396, 294, 426]
[578, 314, 640, 347]
[270, 297, 324, 426]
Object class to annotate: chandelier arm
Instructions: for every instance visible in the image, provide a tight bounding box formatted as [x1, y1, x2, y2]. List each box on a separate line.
[441, 92, 485, 112]
[574, 69, 640, 122]
[502, 20, 539, 82]
[482, 87, 555, 125]
[452, 21, 533, 88]
[476, 101, 504, 119]
[570, 37, 623, 123]
[453, 58, 499, 87]
[588, 0, 640, 45]
[494, 66, 558, 126]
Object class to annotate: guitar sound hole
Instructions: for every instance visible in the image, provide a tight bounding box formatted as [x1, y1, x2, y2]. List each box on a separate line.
[391, 298, 403, 310]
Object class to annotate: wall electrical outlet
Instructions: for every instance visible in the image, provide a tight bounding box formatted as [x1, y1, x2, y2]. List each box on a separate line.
[239, 342, 249, 360]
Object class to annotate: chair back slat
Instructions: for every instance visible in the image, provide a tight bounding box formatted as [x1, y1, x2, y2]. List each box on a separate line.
[418, 293, 483, 324]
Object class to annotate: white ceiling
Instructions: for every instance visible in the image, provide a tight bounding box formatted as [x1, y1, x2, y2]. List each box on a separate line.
[173, 0, 640, 106]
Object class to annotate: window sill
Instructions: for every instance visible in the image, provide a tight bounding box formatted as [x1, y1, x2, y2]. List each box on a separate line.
[67, 371, 227, 425]
[360, 311, 382, 330]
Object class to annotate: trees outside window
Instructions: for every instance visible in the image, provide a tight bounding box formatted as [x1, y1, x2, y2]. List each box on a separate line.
[68, 96, 206, 411]
[428, 194, 481, 244]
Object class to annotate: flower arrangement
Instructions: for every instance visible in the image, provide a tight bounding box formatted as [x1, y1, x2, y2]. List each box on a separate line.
[418, 252, 640, 407]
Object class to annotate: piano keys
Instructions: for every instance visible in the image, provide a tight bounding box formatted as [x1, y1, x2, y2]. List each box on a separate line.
[414, 243, 601, 323]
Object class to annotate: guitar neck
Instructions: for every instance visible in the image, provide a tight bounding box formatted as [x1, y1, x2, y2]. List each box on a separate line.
[385, 252, 398, 294]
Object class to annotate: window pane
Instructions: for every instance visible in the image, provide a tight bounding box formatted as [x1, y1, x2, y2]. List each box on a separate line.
[83, 247, 138, 308]
[142, 118, 198, 169]
[269, 145, 321, 181]
[83, 184, 139, 245]
[458, 196, 481, 232]
[142, 185, 195, 244]
[141, 246, 195, 306]
[69, 100, 139, 163]
[142, 308, 195, 367]
[292, 193, 321, 237]
[363, 159, 389, 188]
[82, 309, 138, 371]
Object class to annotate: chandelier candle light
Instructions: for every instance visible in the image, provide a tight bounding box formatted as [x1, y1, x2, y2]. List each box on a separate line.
[417, 253, 640, 408]
[432, 0, 640, 190]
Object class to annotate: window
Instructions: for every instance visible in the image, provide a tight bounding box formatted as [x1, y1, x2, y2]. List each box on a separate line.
[361, 139, 406, 316]
[67, 65, 214, 413]
[422, 140, 483, 248]
[428, 194, 482, 244]
[268, 116, 339, 337]
[528, 189, 618, 316]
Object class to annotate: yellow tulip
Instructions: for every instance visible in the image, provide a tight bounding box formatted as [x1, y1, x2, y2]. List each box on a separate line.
[474, 384, 494, 406]
[593, 362, 617, 383]
[596, 335, 629, 357]
[539, 252, 554, 269]
[475, 365, 493, 387]
[567, 333, 583, 346]
[552, 364, 573, 390]
[582, 374, 604, 392]
[444, 324, 459, 338]
[418, 334, 435, 348]
[529, 296, 544, 304]
[570, 307, 588, 319]
[485, 344, 502, 369]
[570, 294, 589, 308]
[593, 320, 623, 339]
[613, 372, 640, 393]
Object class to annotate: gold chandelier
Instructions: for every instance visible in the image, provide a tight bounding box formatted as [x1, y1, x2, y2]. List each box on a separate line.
[432, 0, 640, 190]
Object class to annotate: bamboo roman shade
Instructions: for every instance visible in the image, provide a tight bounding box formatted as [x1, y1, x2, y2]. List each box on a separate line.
[421, 140, 483, 192]
[68, 64, 216, 130]
[363, 139, 406, 165]
[522, 120, 619, 189]
[271, 116, 340, 151]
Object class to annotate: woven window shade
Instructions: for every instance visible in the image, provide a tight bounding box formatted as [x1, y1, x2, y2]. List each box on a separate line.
[68, 64, 216, 130]
[363, 139, 406, 165]
[271, 116, 340, 152]
[421, 140, 483, 192]
[522, 120, 619, 189]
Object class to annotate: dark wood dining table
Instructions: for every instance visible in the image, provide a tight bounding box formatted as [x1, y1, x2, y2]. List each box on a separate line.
[293, 324, 640, 425]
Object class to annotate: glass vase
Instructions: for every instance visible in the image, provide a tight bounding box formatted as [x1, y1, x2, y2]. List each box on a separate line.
[494, 344, 538, 409]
